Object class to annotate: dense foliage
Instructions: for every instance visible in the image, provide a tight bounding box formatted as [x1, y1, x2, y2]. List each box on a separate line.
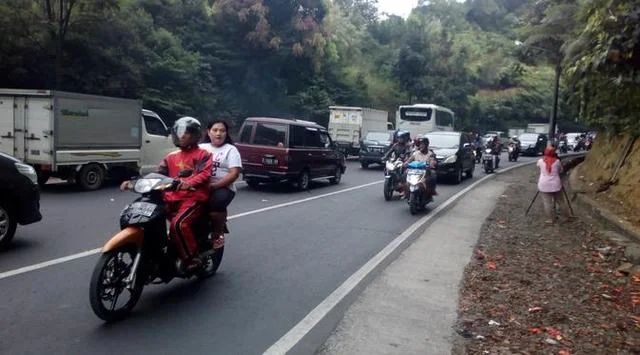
[0, 0, 636, 133]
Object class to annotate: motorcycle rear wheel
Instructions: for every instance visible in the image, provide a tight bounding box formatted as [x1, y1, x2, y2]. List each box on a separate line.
[484, 162, 493, 174]
[90, 245, 145, 322]
[197, 246, 224, 279]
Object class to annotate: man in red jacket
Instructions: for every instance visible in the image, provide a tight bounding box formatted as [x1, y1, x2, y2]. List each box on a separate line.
[122, 116, 212, 271]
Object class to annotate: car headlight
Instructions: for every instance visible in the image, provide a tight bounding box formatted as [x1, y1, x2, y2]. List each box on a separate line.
[443, 155, 457, 164]
[15, 162, 37, 185]
[134, 178, 162, 194]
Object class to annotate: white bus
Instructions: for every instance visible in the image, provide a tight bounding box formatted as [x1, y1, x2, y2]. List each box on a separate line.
[395, 103, 455, 138]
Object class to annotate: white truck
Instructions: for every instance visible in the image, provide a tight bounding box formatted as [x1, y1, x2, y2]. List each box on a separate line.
[328, 106, 391, 156]
[526, 123, 551, 134]
[0, 89, 176, 190]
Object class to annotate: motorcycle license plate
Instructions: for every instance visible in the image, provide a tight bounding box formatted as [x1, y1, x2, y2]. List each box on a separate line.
[130, 202, 156, 217]
[483, 155, 492, 161]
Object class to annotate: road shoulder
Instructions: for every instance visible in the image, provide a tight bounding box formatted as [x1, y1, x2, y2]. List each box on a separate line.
[318, 178, 508, 354]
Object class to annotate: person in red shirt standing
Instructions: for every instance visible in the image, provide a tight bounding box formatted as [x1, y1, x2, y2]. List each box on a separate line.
[121, 117, 212, 271]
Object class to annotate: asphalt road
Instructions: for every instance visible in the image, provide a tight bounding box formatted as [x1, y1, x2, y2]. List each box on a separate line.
[0, 153, 537, 354]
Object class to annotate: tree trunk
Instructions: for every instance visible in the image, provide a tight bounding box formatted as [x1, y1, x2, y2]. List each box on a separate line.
[55, 0, 64, 90]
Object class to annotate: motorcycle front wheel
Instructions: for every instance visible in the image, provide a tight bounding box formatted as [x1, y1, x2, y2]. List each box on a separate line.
[383, 179, 393, 201]
[90, 245, 145, 322]
[409, 192, 420, 215]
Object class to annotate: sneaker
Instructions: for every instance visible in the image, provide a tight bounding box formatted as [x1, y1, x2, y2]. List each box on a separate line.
[213, 235, 225, 249]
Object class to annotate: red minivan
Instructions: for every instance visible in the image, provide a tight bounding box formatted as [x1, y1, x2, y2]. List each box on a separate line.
[235, 117, 347, 190]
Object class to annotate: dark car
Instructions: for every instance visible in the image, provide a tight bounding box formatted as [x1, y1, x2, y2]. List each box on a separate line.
[359, 130, 396, 168]
[423, 131, 476, 184]
[235, 117, 346, 190]
[518, 133, 548, 156]
[0, 152, 42, 248]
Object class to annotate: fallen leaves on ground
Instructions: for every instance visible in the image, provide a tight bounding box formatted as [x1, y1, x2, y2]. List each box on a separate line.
[452, 167, 640, 354]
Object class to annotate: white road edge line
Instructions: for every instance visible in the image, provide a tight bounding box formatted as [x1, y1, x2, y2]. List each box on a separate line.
[263, 160, 537, 355]
[0, 181, 382, 281]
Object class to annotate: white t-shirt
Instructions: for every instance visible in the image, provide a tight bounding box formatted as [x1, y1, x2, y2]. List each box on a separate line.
[199, 143, 243, 192]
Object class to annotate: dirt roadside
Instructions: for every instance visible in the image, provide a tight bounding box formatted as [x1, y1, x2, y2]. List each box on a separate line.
[452, 165, 640, 354]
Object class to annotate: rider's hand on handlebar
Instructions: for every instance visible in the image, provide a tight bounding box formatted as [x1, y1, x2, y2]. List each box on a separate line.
[177, 180, 194, 191]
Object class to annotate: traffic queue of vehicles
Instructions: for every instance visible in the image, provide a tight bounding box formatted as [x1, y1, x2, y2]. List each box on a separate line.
[0, 91, 546, 254]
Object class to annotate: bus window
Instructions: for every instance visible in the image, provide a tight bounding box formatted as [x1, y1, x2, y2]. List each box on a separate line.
[435, 110, 454, 127]
[400, 107, 433, 121]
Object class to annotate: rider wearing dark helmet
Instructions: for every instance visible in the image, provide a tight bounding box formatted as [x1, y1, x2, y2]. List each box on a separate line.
[405, 136, 438, 196]
[383, 130, 412, 162]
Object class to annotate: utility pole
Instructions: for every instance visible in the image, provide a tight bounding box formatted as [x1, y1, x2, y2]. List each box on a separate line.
[549, 58, 561, 144]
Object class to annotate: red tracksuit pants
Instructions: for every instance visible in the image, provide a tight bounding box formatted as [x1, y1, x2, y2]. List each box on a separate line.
[166, 200, 202, 261]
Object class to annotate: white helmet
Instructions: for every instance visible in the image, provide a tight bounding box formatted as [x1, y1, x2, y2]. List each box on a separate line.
[171, 116, 202, 148]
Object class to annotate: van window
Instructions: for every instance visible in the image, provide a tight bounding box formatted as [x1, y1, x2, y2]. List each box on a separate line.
[143, 115, 168, 136]
[319, 131, 332, 148]
[290, 125, 306, 148]
[304, 128, 323, 148]
[239, 123, 254, 143]
[254, 123, 287, 147]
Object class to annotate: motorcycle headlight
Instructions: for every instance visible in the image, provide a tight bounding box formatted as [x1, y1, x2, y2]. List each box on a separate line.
[15, 162, 38, 185]
[485, 148, 492, 154]
[134, 178, 162, 194]
[385, 161, 395, 171]
[443, 155, 457, 164]
[407, 175, 421, 185]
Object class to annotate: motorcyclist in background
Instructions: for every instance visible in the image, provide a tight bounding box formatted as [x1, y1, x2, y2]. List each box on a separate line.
[508, 136, 521, 155]
[489, 136, 502, 168]
[404, 136, 438, 198]
[382, 131, 412, 162]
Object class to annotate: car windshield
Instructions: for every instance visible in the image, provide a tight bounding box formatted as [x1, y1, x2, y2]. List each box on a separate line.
[365, 132, 391, 142]
[519, 133, 539, 141]
[424, 134, 459, 149]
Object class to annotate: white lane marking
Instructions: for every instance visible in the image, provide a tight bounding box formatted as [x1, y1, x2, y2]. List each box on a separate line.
[0, 181, 382, 281]
[263, 160, 537, 355]
[229, 181, 380, 219]
[0, 248, 102, 280]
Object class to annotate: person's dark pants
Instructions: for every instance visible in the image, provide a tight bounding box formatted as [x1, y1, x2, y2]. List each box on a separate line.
[429, 169, 437, 192]
[207, 188, 236, 247]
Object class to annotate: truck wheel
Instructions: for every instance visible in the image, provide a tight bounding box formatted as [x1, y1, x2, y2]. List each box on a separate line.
[77, 164, 105, 191]
[360, 162, 369, 169]
[36, 170, 51, 186]
[0, 200, 17, 249]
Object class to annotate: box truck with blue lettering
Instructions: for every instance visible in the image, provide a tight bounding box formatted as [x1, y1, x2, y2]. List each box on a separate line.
[0, 89, 176, 190]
